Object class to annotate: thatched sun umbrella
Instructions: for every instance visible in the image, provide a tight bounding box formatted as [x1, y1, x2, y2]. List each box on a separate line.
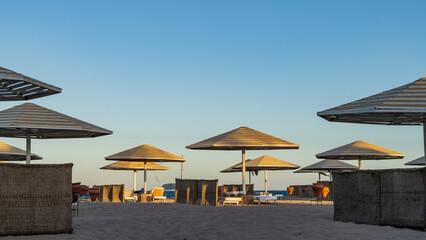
[0, 141, 42, 161]
[302, 159, 358, 180]
[105, 144, 185, 194]
[294, 169, 329, 181]
[318, 77, 426, 164]
[186, 127, 299, 195]
[316, 140, 404, 169]
[405, 157, 425, 166]
[0, 66, 61, 101]
[220, 155, 299, 193]
[101, 161, 169, 192]
[0, 103, 112, 164]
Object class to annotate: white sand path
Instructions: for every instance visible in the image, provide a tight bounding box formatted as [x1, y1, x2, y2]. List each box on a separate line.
[3, 203, 426, 240]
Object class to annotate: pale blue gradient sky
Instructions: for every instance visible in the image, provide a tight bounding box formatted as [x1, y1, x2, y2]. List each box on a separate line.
[1, 0, 426, 190]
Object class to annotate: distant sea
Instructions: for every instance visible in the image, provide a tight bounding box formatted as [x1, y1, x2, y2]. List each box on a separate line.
[165, 190, 289, 199]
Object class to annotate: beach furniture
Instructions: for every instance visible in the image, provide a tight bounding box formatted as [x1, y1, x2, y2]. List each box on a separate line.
[105, 145, 185, 194]
[316, 141, 404, 169]
[100, 161, 169, 198]
[151, 187, 166, 202]
[186, 126, 299, 197]
[0, 103, 112, 164]
[0, 66, 61, 101]
[254, 195, 278, 204]
[222, 197, 242, 205]
[221, 155, 299, 194]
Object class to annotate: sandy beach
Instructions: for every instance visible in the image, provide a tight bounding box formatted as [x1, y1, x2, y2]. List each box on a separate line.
[3, 202, 425, 240]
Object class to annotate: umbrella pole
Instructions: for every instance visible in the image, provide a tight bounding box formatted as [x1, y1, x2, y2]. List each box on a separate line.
[358, 159, 362, 170]
[264, 170, 268, 193]
[424, 124, 426, 166]
[242, 149, 246, 195]
[318, 172, 321, 181]
[144, 161, 147, 194]
[133, 170, 136, 192]
[26, 133, 31, 165]
[249, 171, 251, 185]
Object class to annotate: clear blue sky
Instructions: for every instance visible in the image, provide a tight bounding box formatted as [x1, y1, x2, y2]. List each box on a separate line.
[1, 0, 426, 190]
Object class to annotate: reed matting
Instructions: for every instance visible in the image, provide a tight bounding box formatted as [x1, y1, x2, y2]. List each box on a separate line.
[0, 163, 73, 236]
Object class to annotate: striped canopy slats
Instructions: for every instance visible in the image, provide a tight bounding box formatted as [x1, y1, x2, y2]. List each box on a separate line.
[0, 103, 112, 138]
[221, 155, 299, 172]
[316, 140, 404, 160]
[404, 157, 425, 166]
[186, 127, 299, 150]
[100, 161, 169, 171]
[0, 141, 42, 161]
[302, 159, 358, 171]
[0, 67, 61, 101]
[221, 159, 253, 173]
[318, 78, 426, 125]
[105, 144, 186, 162]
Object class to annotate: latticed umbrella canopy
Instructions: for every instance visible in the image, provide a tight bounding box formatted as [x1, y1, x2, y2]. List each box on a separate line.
[186, 127, 299, 150]
[105, 144, 185, 162]
[303, 159, 358, 171]
[105, 144, 184, 193]
[316, 141, 404, 160]
[230, 155, 300, 171]
[316, 140, 404, 169]
[0, 67, 61, 101]
[220, 155, 299, 193]
[0, 103, 112, 164]
[101, 161, 169, 170]
[101, 161, 169, 192]
[0, 103, 112, 139]
[187, 127, 299, 195]
[317, 78, 426, 125]
[405, 157, 425, 166]
[0, 141, 41, 161]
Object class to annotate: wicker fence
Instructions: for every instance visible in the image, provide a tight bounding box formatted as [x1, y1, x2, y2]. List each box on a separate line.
[333, 168, 426, 229]
[93, 184, 124, 203]
[175, 179, 218, 206]
[0, 163, 73, 236]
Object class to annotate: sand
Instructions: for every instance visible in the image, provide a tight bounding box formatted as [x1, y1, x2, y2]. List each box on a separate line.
[3, 202, 426, 240]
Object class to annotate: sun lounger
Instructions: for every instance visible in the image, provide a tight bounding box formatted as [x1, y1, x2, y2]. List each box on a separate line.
[254, 195, 278, 204]
[124, 190, 137, 202]
[223, 197, 242, 205]
[151, 187, 166, 202]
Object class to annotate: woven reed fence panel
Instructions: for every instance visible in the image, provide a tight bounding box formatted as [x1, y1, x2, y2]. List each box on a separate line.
[333, 169, 426, 229]
[0, 163, 73, 236]
[93, 185, 124, 203]
[175, 179, 218, 206]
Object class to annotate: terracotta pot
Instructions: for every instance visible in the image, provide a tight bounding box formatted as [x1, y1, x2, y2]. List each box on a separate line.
[287, 187, 294, 196]
[302, 187, 308, 194]
[312, 183, 324, 197]
[80, 185, 90, 196]
[89, 189, 100, 202]
[322, 187, 330, 198]
[72, 184, 82, 194]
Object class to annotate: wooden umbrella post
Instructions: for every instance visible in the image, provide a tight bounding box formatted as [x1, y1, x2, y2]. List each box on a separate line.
[133, 170, 137, 191]
[358, 159, 362, 170]
[264, 170, 268, 193]
[144, 161, 147, 194]
[242, 149, 246, 195]
[424, 123, 426, 166]
[26, 132, 31, 165]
